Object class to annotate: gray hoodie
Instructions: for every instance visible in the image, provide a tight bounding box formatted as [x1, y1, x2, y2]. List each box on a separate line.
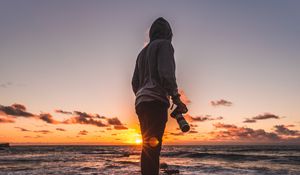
[132, 17, 179, 107]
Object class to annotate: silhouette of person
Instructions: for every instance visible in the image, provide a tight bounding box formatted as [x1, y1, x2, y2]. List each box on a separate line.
[132, 17, 188, 175]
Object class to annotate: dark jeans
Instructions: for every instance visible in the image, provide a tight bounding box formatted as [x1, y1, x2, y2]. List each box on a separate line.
[136, 101, 168, 175]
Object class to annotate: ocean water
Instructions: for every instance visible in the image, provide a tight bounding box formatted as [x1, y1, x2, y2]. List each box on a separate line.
[0, 145, 299, 175]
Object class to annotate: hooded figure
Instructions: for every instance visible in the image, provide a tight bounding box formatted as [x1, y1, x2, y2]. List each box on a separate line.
[132, 17, 187, 175]
[149, 17, 173, 42]
[132, 17, 180, 107]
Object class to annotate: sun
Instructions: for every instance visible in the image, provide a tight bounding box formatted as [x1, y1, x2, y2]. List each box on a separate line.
[135, 139, 142, 144]
[122, 129, 142, 145]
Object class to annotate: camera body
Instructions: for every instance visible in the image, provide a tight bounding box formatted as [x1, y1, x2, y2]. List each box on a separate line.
[171, 107, 190, 132]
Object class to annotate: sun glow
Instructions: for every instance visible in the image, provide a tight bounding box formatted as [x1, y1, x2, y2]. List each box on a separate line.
[121, 129, 143, 145]
[135, 139, 142, 144]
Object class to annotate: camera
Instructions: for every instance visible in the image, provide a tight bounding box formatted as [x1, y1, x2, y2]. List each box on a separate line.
[171, 107, 190, 132]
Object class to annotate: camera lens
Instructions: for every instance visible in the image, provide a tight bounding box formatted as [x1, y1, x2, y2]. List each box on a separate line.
[176, 115, 190, 132]
[181, 123, 190, 132]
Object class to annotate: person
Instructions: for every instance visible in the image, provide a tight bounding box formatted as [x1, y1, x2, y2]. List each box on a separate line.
[132, 17, 188, 175]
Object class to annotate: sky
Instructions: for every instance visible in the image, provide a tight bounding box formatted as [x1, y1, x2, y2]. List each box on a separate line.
[0, 0, 300, 145]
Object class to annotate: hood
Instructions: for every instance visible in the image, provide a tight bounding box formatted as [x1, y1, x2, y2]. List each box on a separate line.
[149, 17, 173, 42]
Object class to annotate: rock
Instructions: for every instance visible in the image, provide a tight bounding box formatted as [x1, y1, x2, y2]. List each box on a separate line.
[163, 169, 180, 174]
[160, 162, 168, 169]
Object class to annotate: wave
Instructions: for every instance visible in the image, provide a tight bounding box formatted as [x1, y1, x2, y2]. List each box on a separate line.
[229, 148, 300, 153]
[162, 151, 300, 163]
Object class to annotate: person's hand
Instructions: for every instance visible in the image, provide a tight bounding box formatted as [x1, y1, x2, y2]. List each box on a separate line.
[172, 95, 188, 114]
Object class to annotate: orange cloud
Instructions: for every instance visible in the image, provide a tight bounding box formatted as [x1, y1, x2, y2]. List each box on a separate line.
[187, 114, 223, 122]
[55, 109, 72, 115]
[0, 103, 34, 117]
[1, 103, 129, 133]
[114, 125, 128, 130]
[56, 128, 66, 131]
[33, 130, 52, 134]
[209, 123, 300, 142]
[62, 114, 107, 127]
[243, 113, 280, 123]
[78, 130, 88, 135]
[107, 117, 123, 125]
[0, 117, 14, 123]
[253, 113, 280, 120]
[39, 113, 60, 124]
[14, 127, 30, 132]
[274, 125, 299, 136]
[211, 99, 233, 107]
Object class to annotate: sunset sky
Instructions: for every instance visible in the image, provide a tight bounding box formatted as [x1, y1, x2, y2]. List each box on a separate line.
[1, 0, 300, 145]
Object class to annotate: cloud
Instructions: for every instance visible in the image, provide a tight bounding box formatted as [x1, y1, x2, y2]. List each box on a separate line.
[15, 127, 31, 132]
[0, 103, 127, 130]
[213, 123, 238, 129]
[11, 104, 26, 111]
[56, 109, 107, 119]
[0, 104, 61, 125]
[253, 113, 280, 120]
[243, 118, 257, 123]
[62, 111, 107, 127]
[107, 117, 122, 125]
[73, 111, 95, 118]
[55, 109, 72, 115]
[211, 123, 280, 141]
[56, 128, 66, 131]
[114, 125, 128, 130]
[55, 110, 124, 129]
[107, 117, 127, 130]
[274, 125, 299, 136]
[39, 113, 60, 124]
[243, 113, 280, 123]
[187, 114, 223, 122]
[189, 130, 198, 134]
[190, 115, 210, 122]
[169, 132, 184, 136]
[0, 82, 12, 88]
[94, 114, 106, 119]
[14, 127, 53, 135]
[0, 117, 15, 123]
[34, 130, 51, 134]
[63, 116, 107, 127]
[210, 123, 300, 143]
[0, 103, 34, 117]
[24, 135, 42, 138]
[211, 99, 233, 107]
[78, 130, 88, 135]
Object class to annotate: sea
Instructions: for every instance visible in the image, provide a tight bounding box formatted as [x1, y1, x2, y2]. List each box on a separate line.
[0, 145, 299, 175]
